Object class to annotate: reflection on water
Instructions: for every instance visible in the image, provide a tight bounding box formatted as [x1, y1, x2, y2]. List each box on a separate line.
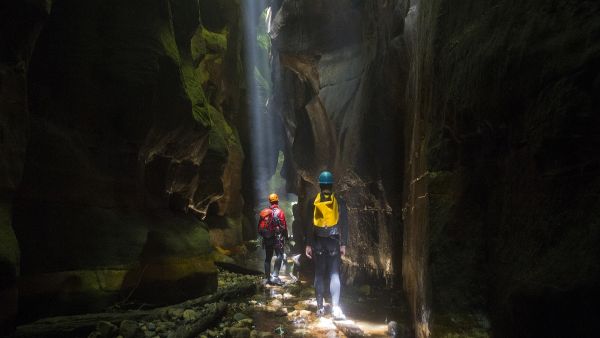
[221, 247, 411, 337]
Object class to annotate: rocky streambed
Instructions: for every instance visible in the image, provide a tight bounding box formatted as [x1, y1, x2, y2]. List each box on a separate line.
[16, 268, 409, 338]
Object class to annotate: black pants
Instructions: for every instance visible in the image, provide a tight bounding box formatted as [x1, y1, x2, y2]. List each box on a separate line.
[264, 240, 284, 278]
[313, 236, 341, 309]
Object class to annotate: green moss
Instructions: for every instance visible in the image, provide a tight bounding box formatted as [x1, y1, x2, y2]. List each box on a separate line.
[191, 28, 207, 61]
[182, 61, 207, 105]
[202, 28, 228, 52]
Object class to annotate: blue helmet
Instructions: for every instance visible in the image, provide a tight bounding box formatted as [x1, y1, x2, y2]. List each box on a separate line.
[318, 171, 334, 185]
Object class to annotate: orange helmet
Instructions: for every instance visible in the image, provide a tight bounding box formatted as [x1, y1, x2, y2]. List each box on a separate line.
[268, 193, 279, 203]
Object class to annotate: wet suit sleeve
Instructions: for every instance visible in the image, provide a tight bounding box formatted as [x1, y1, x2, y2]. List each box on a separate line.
[339, 198, 349, 246]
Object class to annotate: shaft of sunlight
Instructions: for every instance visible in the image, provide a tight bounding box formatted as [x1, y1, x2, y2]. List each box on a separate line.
[242, 1, 276, 208]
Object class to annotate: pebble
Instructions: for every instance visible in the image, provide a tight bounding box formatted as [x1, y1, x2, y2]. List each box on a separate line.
[168, 308, 184, 319]
[234, 318, 254, 328]
[147, 322, 156, 331]
[233, 312, 249, 321]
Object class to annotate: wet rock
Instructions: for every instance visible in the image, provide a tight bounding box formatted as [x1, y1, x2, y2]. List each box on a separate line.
[234, 318, 254, 328]
[233, 312, 249, 321]
[293, 303, 307, 311]
[156, 322, 169, 332]
[182, 309, 199, 321]
[97, 321, 118, 337]
[119, 320, 141, 338]
[269, 299, 283, 309]
[168, 308, 185, 319]
[147, 322, 156, 332]
[88, 331, 102, 338]
[288, 309, 311, 318]
[227, 327, 251, 338]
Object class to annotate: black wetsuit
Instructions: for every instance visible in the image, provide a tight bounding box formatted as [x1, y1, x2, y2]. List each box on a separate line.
[307, 193, 349, 309]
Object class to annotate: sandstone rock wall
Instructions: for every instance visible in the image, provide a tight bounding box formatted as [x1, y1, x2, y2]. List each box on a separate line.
[0, 0, 51, 332]
[403, 1, 600, 337]
[270, 0, 408, 283]
[1, 0, 248, 324]
[271, 0, 600, 337]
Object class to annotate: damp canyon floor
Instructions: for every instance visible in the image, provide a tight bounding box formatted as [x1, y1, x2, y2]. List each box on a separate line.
[195, 248, 409, 338]
[18, 250, 409, 338]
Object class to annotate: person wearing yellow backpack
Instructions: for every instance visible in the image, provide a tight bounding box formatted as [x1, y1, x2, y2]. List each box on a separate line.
[305, 171, 348, 320]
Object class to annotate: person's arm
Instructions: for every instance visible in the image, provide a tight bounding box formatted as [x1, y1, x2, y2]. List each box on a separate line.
[339, 198, 349, 254]
[305, 202, 315, 258]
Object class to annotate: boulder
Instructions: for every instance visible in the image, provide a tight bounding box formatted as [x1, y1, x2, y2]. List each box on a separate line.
[119, 320, 141, 338]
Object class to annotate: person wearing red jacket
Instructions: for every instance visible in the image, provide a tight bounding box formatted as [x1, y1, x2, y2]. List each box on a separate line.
[257, 193, 288, 285]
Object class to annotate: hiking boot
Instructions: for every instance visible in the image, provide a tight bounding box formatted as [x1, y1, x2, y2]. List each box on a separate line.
[268, 276, 284, 286]
[316, 307, 326, 317]
[332, 306, 346, 320]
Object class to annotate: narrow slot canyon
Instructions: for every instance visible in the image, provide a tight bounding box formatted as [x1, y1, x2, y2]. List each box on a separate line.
[1, 1, 599, 338]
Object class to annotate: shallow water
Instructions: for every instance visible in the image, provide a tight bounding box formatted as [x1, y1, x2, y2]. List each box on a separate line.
[237, 248, 410, 337]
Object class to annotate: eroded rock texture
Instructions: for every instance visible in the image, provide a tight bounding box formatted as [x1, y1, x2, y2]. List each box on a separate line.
[1, 0, 247, 323]
[0, 0, 51, 332]
[273, 0, 600, 337]
[270, 0, 407, 283]
[403, 1, 600, 337]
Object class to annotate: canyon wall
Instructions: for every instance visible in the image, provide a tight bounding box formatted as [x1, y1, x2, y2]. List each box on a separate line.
[1, 0, 248, 325]
[403, 1, 600, 337]
[270, 0, 407, 284]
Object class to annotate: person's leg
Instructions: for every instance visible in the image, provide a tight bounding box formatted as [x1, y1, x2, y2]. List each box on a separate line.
[325, 236, 345, 319]
[329, 250, 341, 307]
[313, 238, 327, 311]
[264, 243, 274, 278]
[273, 246, 284, 276]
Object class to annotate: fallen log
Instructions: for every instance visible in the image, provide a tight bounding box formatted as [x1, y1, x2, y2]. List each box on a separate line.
[334, 320, 365, 337]
[16, 280, 257, 338]
[172, 302, 227, 338]
[171, 279, 257, 309]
